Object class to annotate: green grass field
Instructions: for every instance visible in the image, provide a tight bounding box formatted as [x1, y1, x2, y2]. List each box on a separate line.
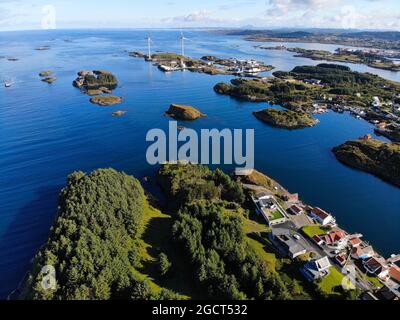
[318, 267, 346, 296]
[302, 225, 331, 238]
[363, 274, 384, 289]
[246, 236, 278, 271]
[270, 210, 285, 221]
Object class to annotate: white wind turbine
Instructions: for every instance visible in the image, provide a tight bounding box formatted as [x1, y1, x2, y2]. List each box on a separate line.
[145, 34, 153, 60]
[179, 31, 189, 57]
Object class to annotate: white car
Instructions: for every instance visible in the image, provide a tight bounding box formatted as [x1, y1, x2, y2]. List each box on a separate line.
[293, 234, 301, 240]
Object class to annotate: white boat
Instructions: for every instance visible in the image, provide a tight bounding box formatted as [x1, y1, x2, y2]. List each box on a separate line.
[158, 64, 180, 72]
[4, 80, 12, 87]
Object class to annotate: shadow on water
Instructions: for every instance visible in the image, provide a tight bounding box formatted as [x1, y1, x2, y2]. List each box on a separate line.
[0, 185, 61, 299]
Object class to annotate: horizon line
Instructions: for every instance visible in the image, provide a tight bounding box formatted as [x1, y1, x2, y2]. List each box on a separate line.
[1, 26, 400, 33]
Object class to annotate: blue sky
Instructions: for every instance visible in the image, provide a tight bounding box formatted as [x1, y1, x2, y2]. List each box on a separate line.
[1, 0, 400, 31]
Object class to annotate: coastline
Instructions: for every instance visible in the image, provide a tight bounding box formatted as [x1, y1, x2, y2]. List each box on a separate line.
[0, 28, 400, 302]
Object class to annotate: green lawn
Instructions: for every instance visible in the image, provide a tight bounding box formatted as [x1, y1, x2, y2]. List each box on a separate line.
[270, 210, 284, 221]
[363, 274, 384, 289]
[242, 215, 269, 234]
[302, 225, 331, 238]
[318, 267, 346, 296]
[246, 236, 278, 271]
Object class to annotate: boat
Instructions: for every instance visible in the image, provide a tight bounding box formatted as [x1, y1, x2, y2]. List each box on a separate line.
[4, 80, 12, 87]
[157, 64, 181, 72]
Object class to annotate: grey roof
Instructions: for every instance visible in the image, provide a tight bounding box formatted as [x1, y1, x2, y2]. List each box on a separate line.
[287, 241, 307, 256]
[260, 198, 274, 207]
[315, 256, 331, 271]
[275, 231, 307, 257]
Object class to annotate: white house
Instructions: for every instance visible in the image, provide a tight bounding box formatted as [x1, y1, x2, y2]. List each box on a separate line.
[309, 207, 335, 226]
[252, 192, 287, 226]
[372, 96, 381, 108]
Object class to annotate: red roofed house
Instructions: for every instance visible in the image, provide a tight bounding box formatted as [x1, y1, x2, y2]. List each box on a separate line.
[312, 235, 324, 246]
[335, 254, 347, 266]
[351, 245, 375, 260]
[320, 228, 348, 249]
[310, 207, 335, 226]
[389, 265, 400, 284]
[349, 237, 362, 248]
[288, 204, 304, 215]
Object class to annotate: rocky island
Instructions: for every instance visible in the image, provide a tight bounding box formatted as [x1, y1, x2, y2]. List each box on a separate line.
[214, 77, 316, 111]
[86, 87, 113, 96]
[166, 104, 206, 120]
[130, 51, 273, 76]
[333, 139, 400, 187]
[39, 70, 57, 84]
[41, 77, 57, 84]
[39, 71, 53, 77]
[112, 110, 127, 116]
[90, 95, 122, 106]
[73, 70, 118, 93]
[253, 108, 319, 129]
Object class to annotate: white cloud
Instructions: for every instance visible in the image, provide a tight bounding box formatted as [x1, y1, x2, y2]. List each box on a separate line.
[182, 10, 211, 22]
[266, 0, 342, 16]
[162, 9, 239, 26]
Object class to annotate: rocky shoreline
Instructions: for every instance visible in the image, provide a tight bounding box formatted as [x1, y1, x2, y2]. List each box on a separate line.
[333, 138, 400, 187]
[73, 70, 118, 93]
[253, 108, 319, 129]
[90, 95, 122, 106]
[165, 104, 206, 121]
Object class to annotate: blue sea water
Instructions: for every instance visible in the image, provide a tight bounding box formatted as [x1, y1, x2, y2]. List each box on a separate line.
[0, 29, 399, 298]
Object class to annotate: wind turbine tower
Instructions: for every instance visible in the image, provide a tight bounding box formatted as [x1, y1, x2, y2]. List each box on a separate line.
[180, 31, 188, 57]
[145, 35, 152, 60]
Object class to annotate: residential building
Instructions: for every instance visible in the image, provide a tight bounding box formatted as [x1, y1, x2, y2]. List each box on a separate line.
[311, 235, 324, 246]
[309, 207, 335, 226]
[301, 256, 332, 281]
[375, 286, 400, 301]
[272, 228, 307, 259]
[335, 254, 347, 266]
[348, 236, 362, 248]
[389, 265, 400, 284]
[252, 192, 287, 226]
[320, 228, 348, 250]
[254, 192, 276, 209]
[363, 257, 389, 280]
[288, 204, 304, 215]
[351, 245, 375, 260]
[372, 96, 381, 108]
